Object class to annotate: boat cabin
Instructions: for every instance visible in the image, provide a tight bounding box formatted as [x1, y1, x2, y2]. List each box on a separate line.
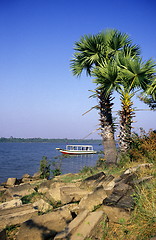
[66, 145, 93, 151]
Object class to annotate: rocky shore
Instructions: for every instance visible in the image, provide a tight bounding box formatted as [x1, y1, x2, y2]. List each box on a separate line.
[0, 163, 154, 240]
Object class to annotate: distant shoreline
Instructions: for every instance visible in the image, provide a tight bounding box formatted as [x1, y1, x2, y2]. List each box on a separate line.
[0, 137, 101, 143]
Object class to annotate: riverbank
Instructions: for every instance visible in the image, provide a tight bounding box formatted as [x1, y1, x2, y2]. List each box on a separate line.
[0, 161, 155, 240]
[1, 131, 156, 239]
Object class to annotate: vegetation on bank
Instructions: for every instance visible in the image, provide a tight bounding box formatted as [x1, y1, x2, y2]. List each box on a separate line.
[0, 137, 101, 143]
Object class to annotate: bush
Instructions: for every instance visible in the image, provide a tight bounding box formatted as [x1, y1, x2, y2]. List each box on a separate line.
[129, 129, 156, 163]
[40, 156, 50, 179]
[51, 159, 62, 177]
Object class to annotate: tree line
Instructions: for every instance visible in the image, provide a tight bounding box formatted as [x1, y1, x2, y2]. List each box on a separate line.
[0, 137, 101, 143]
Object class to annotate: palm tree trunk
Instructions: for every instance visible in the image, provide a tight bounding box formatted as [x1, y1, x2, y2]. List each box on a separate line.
[98, 91, 117, 164]
[119, 95, 135, 152]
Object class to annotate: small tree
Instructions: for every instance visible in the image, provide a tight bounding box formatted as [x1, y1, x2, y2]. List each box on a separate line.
[51, 158, 62, 177]
[40, 156, 50, 179]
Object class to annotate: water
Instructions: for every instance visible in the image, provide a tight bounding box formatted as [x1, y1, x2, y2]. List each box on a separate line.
[0, 141, 103, 184]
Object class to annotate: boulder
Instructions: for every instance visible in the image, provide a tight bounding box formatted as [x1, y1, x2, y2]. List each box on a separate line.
[32, 172, 41, 179]
[16, 208, 72, 240]
[6, 178, 17, 186]
[33, 199, 53, 212]
[54, 210, 89, 239]
[37, 179, 54, 193]
[100, 175, 115, 195]
[22, 174, 32, 183]
[99, 205, 130, 223]
[38, 182, 80, 202]
[4, 183, 35, 198]
[79, 186, 107, 211]
[115, 173, 137, 186]
[60, 186, 90, 204]
[38, 181, 66, 202]
[0, 186, 6, 192]
[116, 189, 135, 209]
[0, 204, 38, 229]
[0, 189, 14, 202]
[55, 211, 106, 240]
[56, 203, 79, 216]
[80, 172, 106, 190]
[103, 182, 135, 210]
[0, 199, 22, 210]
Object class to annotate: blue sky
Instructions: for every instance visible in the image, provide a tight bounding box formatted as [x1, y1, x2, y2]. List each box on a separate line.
[0, 0, 155, 139]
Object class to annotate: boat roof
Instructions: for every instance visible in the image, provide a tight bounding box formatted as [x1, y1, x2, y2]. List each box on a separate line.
[66, 145, 93, 147]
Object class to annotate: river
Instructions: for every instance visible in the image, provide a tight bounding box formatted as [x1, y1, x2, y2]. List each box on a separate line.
[0, 141, 103, 184]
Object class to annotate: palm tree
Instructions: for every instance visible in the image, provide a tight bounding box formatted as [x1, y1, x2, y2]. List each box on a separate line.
[117, 56, 156, 151]
[71, 29, 140, 163]
[92, 61, 119, 163]
[139, 79, 156, 109]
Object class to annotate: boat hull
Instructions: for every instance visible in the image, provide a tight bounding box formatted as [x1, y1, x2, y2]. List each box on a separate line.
[59, 149, 97, 155]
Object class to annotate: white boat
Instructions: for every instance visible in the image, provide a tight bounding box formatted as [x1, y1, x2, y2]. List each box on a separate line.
[56, 145, 97, 155]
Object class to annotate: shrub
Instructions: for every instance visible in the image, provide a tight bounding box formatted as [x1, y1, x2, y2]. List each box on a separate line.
[40, 156, 50, 179]
[129, 129, 156, 163]
[51, 159, 62, 177]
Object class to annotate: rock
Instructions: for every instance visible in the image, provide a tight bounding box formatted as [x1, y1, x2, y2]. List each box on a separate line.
[80, 172, 106, 190]
[54, 210, 89, 239]
[16, 208, 73, 240]
[72, 211, 105, 240]
[38, 181, 65, 202]
[6, 178, 17, 186]
[22, 174, 31, 178]
[100, 175, 115, 194]
[22, 174, 32, 183]
[116, 189, 135, 210]
[32, 172, 41, 179]
[55, 210, 106, 240]
[103, 183, 135, 210]
[0, 199, 22, 210]
[123, 163, 153, 175]
[79, 186, 107, 211]
[0, 228, 6, 240]
[38, 181, 81, 202]
[60, 186, 90, 204]
[4, 183, 35, 198]
[133, 176, 153, 185]
[33, 199, 53, 212]
[115, 173, 137, 186]
[56, 203, 79, 216]
[0, 204, 38, 229]
[37, 179, 54, 193]
[46, 187, 62, 202]
[0, 186, 6, 192]
[99, 205, 130, 223]
[0, 189, 14, 202]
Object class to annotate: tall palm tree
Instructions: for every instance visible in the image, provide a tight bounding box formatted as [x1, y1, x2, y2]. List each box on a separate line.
[71, 29, 140, 163]
[117, 56, 156, 151]
[92, 61, 119, 163]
